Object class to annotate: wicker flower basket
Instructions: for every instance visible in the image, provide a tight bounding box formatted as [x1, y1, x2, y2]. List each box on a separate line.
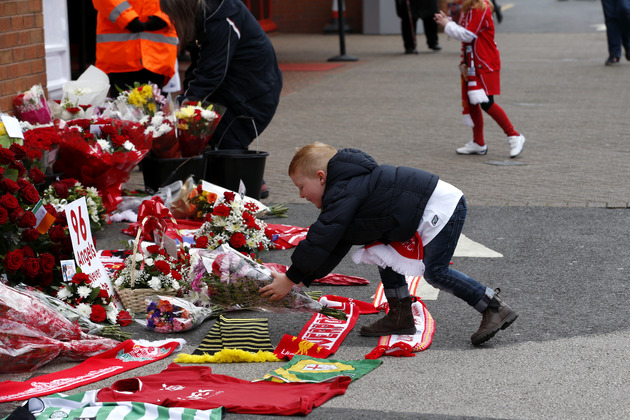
[115, 286, 178, 314]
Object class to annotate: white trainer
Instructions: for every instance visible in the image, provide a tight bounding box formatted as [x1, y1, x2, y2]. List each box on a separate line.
[508, 134, 526, 158]
[456, 141, 488, 155]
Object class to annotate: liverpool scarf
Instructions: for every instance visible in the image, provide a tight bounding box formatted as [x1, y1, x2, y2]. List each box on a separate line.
[352, 232, 424, 276]
[0, 339, 184, 403]
[263, 355, 382, 383]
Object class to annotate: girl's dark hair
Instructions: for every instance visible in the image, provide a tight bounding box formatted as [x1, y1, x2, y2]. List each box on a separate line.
[160, 0, 205, 47]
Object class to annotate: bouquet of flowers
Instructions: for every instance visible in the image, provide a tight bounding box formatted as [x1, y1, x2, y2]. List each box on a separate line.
[112, 243, 189, 313]
[141, 296, 215, 333]
[53, 118, 152, 212]
[0, 282, 120, 373]
[21, 124, 62, 176]
[50, 97, 93, 120]
[185, 245, 346, 319]
[115, 82, 167, 118]
[41, 178, 108, 232]
[175, 100, 223, 157]
[194, 190, 274, 258]
[13, 85, 52, 125]
[142, 111, 179, 158]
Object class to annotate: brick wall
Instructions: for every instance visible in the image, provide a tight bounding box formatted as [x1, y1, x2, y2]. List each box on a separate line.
[271, 0, 363, 33]
[0, 0, 46, 115]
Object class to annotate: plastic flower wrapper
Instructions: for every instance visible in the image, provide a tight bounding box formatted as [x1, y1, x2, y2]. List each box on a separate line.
[137, 295, 215, 333]
[187, 245, 346, 320]
[175, 100, 224, 157]
[115, 82, 168, 118]
[0, 282, 120, 373]
[13, 85, 53, 125]
[21, 123, 62, 175]
[142, 111, 180, 159]
[52, 118, 152, 212]
[14, 283, 132, 342]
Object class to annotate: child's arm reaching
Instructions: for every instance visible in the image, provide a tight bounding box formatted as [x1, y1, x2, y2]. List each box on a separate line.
[434, 11, 477, 43]
[259, 271, 304, 301]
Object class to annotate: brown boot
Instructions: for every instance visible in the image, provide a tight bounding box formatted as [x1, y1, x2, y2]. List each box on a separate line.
[471, 288, 518, 346]
[360, 296, 416, 337]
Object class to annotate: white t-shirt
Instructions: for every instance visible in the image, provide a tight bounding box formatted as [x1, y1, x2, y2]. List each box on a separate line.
[417, 180, 463, 246]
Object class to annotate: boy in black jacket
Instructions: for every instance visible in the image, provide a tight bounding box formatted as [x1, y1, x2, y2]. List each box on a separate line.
[259, 143, 517, 345]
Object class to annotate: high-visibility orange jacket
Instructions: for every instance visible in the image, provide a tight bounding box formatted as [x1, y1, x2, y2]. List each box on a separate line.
[93, 0, 178, 80]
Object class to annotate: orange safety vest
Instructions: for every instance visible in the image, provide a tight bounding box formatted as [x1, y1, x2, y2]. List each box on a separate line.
[93, 0, 178, 80]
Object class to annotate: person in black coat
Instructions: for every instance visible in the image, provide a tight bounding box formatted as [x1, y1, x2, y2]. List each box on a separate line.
[160, 0, 282, 151]
[259, 143, 518, 346]
[396, 0, 441, 54]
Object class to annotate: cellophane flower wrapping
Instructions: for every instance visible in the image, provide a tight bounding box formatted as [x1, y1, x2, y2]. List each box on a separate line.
[184, 245, 330, 316]
[13, 85, 53, 125]
[53, 118, 152, 213]
[0, 282, 120, 373]
[175, 101, 223, 157]
[142, 111, 179, 158]
[139, 295, 215, 333]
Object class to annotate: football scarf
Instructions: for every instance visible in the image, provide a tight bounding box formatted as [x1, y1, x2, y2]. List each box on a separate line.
[365, 299, 435, 359]
[12, 391, 225, 420]
[372, 275, 426, 311]
[0, 339, 184, 403]
[263, 355, 382, 383]
[275, 298, 360, 360]
[352, 232, 424, 277]
[173, 316, 278, 363]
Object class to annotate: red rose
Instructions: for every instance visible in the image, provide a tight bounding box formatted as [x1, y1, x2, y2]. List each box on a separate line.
[229, 232, 247, 249]
[20, 184, 40, 204]
[223, 191, 236, 203]
[0, 178, 20, 193]
[154, 259, 171, 274]
[90, 305, 107, 323]
[29, 167, 45, 184]
[171, 270, 182, 280]
[61, 178, 79, 188]
[22, 228, 39, 242]
[212, 203, 231, 217]
[39, 253, 56, 273]
[117, 310, 133, 327]
[49, 224, 67, 242]
[0, 167, 4, 178]
[0, 207, 7, 225]
[195, 235, 209, 248]
[98, 289, 109, 300]
[22, 246, 35, 258]
[20, 257, 40, 278]
[53, 181, 69, 198]
[55, 210, 68, 226]
[72, 272, 90, 285]
[44, 203, 57, 218]
[146, 244, 162, 254]
[3, 249, 24, 272]
[9, 143, 26, 160]
[9, 208, 23, 224]
[0, 147, 15, 164]
[17, 210, 37, 228]
[0, 193, 19, 211]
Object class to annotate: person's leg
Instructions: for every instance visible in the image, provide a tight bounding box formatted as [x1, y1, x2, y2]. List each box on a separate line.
[423, 197, 518, 345]
[602, 0, 622, 62]
[399, 2, 418, 53]
[619, 0, 630, 59]
[359, 267, 416, 336]
[481, 98, 519, 137]
[422, 16, 440, 50]
[456, 103, 488, 155]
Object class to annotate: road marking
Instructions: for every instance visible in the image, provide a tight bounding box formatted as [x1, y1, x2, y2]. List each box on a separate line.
[592, 24, 606, 32]
[415, 234, 503, 300]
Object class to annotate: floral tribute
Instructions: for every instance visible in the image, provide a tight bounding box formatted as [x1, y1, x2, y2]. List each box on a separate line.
[0, 136, 74, 291]
[193, 190, 274, 258]
[113, 244, 188, 292]
[13, 85, 52, 125]
[175, 101, 223, 157]
[142, 111, 178, 158]
[185, 246, 346, 319]
[143, 296, 213, 333]
[42, 178, 107, 232]
[116, 83, 167, 118]
[52, 117, 152, 212]
[20, 124, 63, 175]
[56, 272, 131, 326]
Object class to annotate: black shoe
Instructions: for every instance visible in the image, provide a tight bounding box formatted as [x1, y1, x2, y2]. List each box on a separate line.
[470, 288, 518, 346]
[405, 48, 418, 55]
[605, 56, 620, 66]
[430, 44, 442, 51]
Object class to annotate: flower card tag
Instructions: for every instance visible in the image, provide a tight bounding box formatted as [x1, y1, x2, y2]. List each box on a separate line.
[65, 196, 122, 308]
[238, 179, 246, 199]
[1, 115, 24, 139]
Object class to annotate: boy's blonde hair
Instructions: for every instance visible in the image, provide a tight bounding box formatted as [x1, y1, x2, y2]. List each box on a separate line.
[288, 142, 338, 177]
[462, 0, 492, 13]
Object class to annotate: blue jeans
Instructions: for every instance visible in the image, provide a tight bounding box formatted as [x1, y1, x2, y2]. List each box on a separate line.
[422, 197, 494, 312]
[601, 0, 630, 58]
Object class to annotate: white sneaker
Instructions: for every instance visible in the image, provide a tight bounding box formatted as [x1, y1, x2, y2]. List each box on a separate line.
[456, 141, 488, 155]
[508, 134, 526, 158]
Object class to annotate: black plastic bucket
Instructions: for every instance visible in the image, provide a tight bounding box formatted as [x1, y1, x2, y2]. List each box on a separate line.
[142, 154, 207, 192]
[204, 149, 268, 200]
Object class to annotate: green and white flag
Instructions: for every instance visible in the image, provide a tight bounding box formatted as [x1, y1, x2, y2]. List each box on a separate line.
[263, 355, 382, 383]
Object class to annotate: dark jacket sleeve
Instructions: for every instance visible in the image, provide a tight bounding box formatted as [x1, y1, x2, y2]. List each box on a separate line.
[286, 189, 361, 286]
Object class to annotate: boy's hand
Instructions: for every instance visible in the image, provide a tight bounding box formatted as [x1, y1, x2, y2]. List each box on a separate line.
[259, 272, 300, 301]
[433, 11, 451, 28]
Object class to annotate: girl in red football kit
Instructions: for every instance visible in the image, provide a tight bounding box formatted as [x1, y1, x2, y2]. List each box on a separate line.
[434, 0, 525, 158]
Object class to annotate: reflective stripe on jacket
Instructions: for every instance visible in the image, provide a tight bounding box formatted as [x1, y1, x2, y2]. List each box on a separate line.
[93, 0, 178, 79]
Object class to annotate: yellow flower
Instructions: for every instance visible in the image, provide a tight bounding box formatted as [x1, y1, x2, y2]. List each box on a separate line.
[176, 106, 195, 120]
[0, 123, 6, 136]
